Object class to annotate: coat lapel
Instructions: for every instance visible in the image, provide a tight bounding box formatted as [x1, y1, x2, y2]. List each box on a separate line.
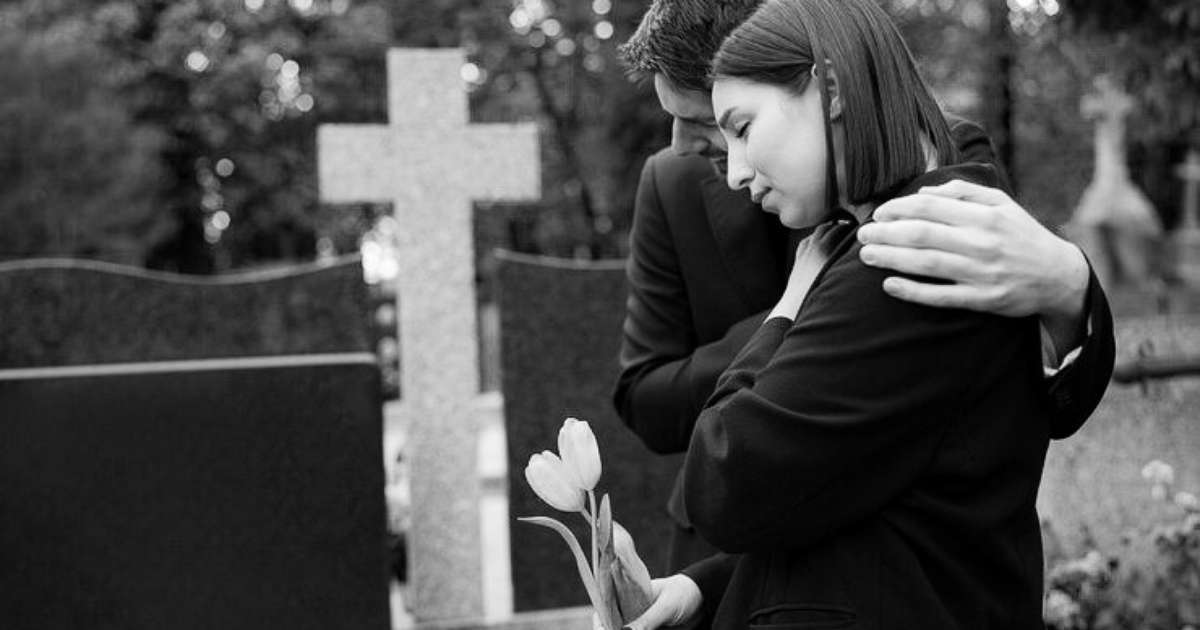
[700, 173, 789, 307]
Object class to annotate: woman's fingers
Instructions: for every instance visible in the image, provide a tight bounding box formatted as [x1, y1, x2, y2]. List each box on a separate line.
[624, 575, 703, 630]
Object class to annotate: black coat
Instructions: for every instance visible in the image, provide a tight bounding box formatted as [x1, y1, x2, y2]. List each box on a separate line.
[612, 119, 1115, 624]
[682, 164, 1057, 629]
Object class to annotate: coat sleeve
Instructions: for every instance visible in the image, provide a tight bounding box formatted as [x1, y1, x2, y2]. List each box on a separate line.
[678, 553, 739, 626]
[613, 153, 769, 454]
[949, 117, 1114, 439]
[1044, 267, 1115, 438]
[682, 251, 1038, 553]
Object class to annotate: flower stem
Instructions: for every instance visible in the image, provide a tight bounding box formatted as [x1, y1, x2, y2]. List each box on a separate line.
[588, 490, 598, 576]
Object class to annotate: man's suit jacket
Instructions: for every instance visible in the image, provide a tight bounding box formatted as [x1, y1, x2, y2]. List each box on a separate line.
[681, 165, 1050, 629]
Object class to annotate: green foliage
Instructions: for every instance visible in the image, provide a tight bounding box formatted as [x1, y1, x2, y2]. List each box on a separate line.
[0, 8, 168, 263]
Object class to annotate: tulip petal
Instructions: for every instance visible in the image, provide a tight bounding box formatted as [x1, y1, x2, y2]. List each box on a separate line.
[525, 452, 585, 512]
[559, 417, 602, 491]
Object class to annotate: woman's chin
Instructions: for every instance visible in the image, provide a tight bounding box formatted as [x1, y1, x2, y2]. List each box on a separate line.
[779, 213, 822, 230]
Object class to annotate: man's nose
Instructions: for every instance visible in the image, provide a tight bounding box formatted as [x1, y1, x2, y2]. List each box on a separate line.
[670, 120, 708, 156]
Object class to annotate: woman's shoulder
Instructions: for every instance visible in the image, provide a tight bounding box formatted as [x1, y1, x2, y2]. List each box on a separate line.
[891, 163, 1004, 199]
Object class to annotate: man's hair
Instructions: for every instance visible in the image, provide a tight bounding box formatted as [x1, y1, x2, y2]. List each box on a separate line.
[618, 0, 764, 91]
[713, 0, 960, 206]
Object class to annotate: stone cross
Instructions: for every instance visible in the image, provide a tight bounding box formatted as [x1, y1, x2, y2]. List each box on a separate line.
[1070, 75, 1162, 286]
[1080, 74, 1136, 182]
[318, 48, 540, 622]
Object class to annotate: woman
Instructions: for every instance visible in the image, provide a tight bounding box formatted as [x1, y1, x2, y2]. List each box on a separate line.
[641, 0, 1052, 628]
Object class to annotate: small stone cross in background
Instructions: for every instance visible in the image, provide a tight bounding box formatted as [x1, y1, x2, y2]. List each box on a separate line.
[1070, 74, 1163, 287]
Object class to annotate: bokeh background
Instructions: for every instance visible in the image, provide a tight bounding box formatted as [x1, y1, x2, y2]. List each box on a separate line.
[3, 0, 1197, 273]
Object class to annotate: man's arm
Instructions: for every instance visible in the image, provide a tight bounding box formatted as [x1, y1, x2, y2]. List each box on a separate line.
[857, 179, 1115, 437]
[1043, 266, 1115, 437]
[613, 153, 768, 454]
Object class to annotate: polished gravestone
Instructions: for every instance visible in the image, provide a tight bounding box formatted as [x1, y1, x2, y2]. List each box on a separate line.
[495, 251, 680, 613]
[0, 258, 390, 630]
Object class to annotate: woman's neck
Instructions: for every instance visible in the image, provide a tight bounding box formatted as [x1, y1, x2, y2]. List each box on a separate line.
[836, 135, 940, 225]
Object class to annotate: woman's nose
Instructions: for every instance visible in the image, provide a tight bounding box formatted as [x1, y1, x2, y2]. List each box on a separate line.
[725, 152, 753, 191]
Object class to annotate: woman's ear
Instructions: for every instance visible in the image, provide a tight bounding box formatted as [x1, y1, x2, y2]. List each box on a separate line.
[825, 65, 843, 121]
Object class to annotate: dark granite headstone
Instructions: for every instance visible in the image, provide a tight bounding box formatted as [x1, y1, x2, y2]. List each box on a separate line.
[0, 258, 390, 630]
[495, 251, 680, 613]
[0, 258, 370, 367]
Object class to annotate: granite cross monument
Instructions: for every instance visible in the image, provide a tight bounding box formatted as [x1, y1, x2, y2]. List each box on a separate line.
[318, 48, 540, 622]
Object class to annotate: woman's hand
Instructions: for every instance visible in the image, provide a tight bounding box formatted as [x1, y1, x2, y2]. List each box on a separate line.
[594, 574, 703, 630]
[769, 226, 837, 321]
[625, 574, 704, 630]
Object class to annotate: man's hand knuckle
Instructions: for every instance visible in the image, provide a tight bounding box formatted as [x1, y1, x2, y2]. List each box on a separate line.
[976, 262, 999, 284]
[909, 223, 931, 244]
[977, 234, 1002, 258]
[988, 286, 1012, 309]
[916, 255, 939, 276]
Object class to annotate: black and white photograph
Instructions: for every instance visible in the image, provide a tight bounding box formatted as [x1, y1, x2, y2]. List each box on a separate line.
[1, 0, 1198, 628]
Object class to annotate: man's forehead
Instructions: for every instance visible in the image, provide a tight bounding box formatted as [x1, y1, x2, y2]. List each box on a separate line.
[653, 74, 715, 122]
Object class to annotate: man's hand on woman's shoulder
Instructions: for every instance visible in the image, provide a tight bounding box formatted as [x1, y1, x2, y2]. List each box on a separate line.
[856, 179, 1089, 344]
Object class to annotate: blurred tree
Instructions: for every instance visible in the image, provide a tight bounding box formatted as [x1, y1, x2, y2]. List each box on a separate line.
[1056, 0, 1200, 144]
[1055, 0, 1200, 228]
[0, 0, 666, 272]
[1001, 0, 1200, 229]
[0, 4, 168, 263]
[470, 0, 667, 259]
[885, 0, 1017, 187]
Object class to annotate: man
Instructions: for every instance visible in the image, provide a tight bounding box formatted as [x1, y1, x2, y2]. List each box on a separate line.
[611, 0, 1115, 627]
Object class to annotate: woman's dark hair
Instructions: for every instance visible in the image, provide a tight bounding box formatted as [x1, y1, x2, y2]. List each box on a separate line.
[713, 0, 959, 206]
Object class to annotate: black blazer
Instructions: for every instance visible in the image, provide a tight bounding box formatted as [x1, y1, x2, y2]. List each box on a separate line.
[682, 165, 1052, 630]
